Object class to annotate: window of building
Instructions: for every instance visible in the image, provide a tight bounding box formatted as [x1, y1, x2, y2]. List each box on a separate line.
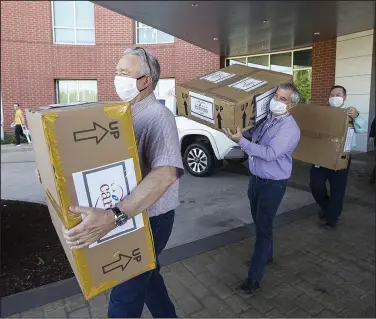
[225, 48, 312, 103]
[56, 80, 97, 104]
[52, 1, 95, 45]
[226, 57, 247, 66]
[247, 55, 269, 70]
[270, 52, 293, 75]
[136, 22, 174, 44]
[154, 78, 176, 97]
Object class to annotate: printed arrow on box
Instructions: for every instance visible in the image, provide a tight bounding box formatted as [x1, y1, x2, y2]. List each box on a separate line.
[242, 112, 247, 128]
[217, 113, 222, 129]
[102, 253, 132, 274]
[73, 122, 109, 145]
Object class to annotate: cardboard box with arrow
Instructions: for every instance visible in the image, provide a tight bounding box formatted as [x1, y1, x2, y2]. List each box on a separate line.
[26, 101, 155, 300]
[176, 64, 292, 133]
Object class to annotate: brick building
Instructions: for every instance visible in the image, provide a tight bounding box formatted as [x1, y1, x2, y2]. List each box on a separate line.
[1, 1, 374, 151]
[0, 0, 220, 135]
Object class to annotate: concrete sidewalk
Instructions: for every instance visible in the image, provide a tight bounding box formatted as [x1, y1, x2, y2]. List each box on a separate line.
[1, 144, 316, 249]
[1, 145, 374, 318]
[6, 201, 375, 318]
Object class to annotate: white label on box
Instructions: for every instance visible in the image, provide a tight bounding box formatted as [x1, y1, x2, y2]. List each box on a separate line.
[255, 87, 277, 122]
[72, 159, 144, 248]
[344, 127, 354, 152]
[229, 77, 267, 92]
[189, 91, 215, 123]
[200, 71, 236, 83]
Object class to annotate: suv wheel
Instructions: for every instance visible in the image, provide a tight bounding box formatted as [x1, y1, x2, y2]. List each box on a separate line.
[183, 142, 215, 177]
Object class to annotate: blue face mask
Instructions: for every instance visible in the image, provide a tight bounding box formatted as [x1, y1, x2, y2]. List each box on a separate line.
[329, 96, 344, 108]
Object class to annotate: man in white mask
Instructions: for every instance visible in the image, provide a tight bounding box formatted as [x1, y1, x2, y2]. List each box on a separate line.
[310, 85, 367, 230]
[223, 83, 301, 295]
[61, 47, 183, 318]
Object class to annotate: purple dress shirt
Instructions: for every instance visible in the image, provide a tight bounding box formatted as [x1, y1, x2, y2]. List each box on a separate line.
[238, 112, 301, 180]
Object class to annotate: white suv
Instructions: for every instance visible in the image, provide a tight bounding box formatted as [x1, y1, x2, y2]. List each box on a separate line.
[158, 96, 247, 177]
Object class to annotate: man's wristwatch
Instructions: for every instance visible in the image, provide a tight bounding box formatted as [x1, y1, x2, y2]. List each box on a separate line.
[108, 207, 129, 226]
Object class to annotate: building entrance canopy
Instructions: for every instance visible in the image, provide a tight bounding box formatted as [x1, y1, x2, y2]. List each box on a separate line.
[93, 1, 375, 57]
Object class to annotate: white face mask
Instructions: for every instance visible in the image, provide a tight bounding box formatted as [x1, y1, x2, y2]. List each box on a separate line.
[269, 98, 288, 115]
[329, 96, 344, 108]
[114, 76, 140, 102]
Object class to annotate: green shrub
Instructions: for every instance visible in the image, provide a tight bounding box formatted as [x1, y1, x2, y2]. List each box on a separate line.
[0, 133, 28, 145]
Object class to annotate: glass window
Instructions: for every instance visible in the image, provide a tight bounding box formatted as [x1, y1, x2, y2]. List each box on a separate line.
[76, 30, 95, 44]
[154, 78, 176, 97]
[137, 28, 156, 44]
[247, 55, 269, 70]
[157, 30, 174, 44]
[270, 52, 293, 75]
[226, 47, 312, 103]
[228, 57, 247, 66]
[53, 1, 74, 28]
[52, 1, 95, 44]
[293, 49, 312, 69]
[75, 1, 95, 28]
[56, 80, 97, 104]
[136, 22, 174, 44]
[55, 29, 75, 44]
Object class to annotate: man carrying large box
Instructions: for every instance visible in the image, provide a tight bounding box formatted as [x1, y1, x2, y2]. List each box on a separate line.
[35, 48, 183, 318]
[309, 85, 367, 230]
[224, 83, 301, 295]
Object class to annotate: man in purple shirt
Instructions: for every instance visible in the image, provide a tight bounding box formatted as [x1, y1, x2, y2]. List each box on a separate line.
[224, 83, 301, 295]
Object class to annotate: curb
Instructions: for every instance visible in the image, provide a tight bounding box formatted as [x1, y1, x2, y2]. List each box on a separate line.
[0, 203, 318, 317]
[1, 145, 33, 154]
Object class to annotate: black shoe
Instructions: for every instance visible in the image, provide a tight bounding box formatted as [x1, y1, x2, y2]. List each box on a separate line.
[322, 222, 336, 230]
[245, 259, 273, 268]
[237, 279, 260, 295]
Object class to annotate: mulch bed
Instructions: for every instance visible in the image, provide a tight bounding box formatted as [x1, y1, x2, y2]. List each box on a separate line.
[0, 200, 73, 297]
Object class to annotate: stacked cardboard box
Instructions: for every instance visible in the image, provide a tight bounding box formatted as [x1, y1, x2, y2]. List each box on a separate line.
[26, 102, 155, 300]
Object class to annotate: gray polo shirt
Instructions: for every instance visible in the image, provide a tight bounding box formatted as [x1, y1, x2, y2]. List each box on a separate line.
[131, 93, 184, 217]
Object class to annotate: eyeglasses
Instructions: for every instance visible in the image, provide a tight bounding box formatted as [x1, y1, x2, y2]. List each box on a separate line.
[135, 47, 151, 76]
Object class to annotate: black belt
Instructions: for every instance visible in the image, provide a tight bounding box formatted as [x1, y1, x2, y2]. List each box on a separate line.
[252, 174, 265, 181]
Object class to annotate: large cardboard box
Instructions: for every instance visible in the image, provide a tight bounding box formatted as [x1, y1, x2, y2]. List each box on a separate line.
[176, 64, 292, 132]
[26, 102, 155, 300]
[291, 104, 354, 170]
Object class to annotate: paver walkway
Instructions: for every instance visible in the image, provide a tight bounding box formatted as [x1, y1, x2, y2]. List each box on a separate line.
[9, 201, 375, 318]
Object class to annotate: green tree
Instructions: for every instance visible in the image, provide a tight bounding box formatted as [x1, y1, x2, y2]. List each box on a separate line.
[294, 69, 312, 104]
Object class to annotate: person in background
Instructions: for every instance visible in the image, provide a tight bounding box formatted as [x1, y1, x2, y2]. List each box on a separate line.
[369, 117, 375, 184]
[309, 85, 367, 230]
[12, 103, 26, 146]
[223, 83, 301, 296]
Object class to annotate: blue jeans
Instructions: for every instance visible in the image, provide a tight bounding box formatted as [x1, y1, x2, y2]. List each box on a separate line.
[247, 175, 287, 283]
[108, 210, 177, 318]
[309, 158, 351, 226]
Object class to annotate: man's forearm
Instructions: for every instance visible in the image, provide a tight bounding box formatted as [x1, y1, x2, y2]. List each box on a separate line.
[118, 166, 178, 217]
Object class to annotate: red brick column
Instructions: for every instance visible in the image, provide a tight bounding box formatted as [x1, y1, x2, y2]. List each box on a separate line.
[311, 39, 337, 105]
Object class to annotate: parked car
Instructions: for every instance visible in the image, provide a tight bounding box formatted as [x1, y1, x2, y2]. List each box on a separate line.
[158, 96, 247, 177]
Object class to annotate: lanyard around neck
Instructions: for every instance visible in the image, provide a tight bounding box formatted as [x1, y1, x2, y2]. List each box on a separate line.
[255, 114, 289, 144]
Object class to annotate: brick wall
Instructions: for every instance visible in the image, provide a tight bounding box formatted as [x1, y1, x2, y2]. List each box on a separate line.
[0, 1, 220, 133]
[311, 39, 337, 104]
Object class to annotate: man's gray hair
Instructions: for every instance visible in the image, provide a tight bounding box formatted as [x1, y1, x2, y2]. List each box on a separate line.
[123, 47, 160, 90]
[278, 83, 300, 104]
